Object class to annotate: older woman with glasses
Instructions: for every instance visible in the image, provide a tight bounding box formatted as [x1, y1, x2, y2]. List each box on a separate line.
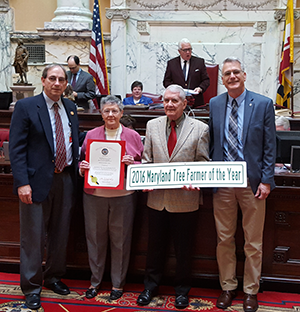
[79, 95, 144, 300]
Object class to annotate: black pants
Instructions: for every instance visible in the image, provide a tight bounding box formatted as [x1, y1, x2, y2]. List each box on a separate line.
[144, 207, 198, 296]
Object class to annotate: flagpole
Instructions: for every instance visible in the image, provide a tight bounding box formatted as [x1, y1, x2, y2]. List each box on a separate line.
[291, 62, 294, 115]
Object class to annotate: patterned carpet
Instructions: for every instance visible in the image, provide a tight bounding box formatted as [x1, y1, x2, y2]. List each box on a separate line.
[1, 272, 300, 311]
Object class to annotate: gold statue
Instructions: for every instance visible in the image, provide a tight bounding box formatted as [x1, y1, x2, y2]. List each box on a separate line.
[13, 39, 29, 84]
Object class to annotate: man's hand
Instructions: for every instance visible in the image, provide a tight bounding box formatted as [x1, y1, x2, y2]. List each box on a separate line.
[194, 87, 202, 94]
[182, 184, 200, 191]
[18, 184, 33, 204]
[255, 183, 270, 200]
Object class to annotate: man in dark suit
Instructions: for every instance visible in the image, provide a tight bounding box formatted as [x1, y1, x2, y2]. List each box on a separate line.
[136, 84, 209, 309]
[67, 55, 96, 109]
[163, 38, 210, 107]
[9, 64, 84, 310]
[209, 57, 276, 312]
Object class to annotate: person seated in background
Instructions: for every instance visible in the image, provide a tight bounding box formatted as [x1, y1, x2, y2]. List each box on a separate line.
[63, 83, 76, 102]
[275, 116, 290, 131]
[120, 114, 137, 130]
[123, 81, 153, 106]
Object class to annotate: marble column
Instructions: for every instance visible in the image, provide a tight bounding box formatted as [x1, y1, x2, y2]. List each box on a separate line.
[0, 1, 13, 92]
[44, 0, 92, 30]
[107, 2, 130, 97]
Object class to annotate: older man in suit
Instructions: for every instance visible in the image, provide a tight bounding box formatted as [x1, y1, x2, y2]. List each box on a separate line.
[163, 38, 210, 107]
[9, 64, 84, 310]
[136, 84, 209, 309]
[209, 57, 276, 312]
[67, 55, 96, 109]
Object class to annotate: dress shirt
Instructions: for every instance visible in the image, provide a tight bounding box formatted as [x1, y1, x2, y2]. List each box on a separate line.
[44, 92, 73, 165]
[166, 113, 185, 141]
[224, 90, 245, 161]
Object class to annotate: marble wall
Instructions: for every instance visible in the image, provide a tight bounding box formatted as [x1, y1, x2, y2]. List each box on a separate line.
[1, 0, 300, 111]
[0, 3, 13, 92]
[107, 0, 299, 110]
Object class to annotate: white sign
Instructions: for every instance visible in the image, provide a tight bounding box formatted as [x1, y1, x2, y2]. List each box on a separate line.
[126, 161, 247, 190]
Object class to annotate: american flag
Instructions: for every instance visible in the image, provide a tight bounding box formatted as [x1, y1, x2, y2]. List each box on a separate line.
[89, 0, 110, 100]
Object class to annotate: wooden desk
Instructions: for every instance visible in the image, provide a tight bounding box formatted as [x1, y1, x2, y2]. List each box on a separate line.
[1, 171, 300, 290]
[2, 107, 300, 290]
[1, 107, 210, 135]
[0, 108, 14, 129]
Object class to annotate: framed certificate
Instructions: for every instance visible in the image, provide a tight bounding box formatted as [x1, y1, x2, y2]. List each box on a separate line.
[84, 139, 126, 189]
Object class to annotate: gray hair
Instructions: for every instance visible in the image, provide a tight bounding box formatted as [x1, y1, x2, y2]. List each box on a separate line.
[100, 95, 124, 111]
[222, 57, 245, 73]
[163, 84, 186, 101]
[178, 38, 191, 50]
[275, 116, 290, 130]
[42, 64, 67, 80]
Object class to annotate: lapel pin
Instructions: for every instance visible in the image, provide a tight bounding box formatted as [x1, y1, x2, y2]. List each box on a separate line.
[249, 104, 252, 107]
[70, 111, 74, 115]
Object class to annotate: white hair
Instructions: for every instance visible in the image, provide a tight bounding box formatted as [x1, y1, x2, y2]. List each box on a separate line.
[275, 116, 290, 130]
[178, 38, 191, 50]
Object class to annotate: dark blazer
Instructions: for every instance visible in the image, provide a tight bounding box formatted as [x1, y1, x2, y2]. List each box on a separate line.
[163, 56, 210, 107]
[9, 93, 82, 203]
[67, 70, 96, 109]
[209, 89, 276, 194]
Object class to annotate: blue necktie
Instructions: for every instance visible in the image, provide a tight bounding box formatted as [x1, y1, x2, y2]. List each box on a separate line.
[227, 99, 239, 161]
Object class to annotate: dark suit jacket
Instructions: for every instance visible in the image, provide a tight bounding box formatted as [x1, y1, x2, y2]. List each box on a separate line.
[67, 70, 96, 109]
[209, 89, 276, 194]
[163, 56, 210, 107]
[9, 93, 82, 203]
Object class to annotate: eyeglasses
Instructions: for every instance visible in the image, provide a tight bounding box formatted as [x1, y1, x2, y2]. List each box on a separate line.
[47, 76, 67, 83]
[223, 70, 243, 77]
[68, 66, 78, 70]
[102, 109, 121, 115]
[180, 48, 192, 53]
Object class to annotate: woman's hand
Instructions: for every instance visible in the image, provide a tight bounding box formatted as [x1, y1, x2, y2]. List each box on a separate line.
[79, 160, 90, 176]
[122, 155, 135, 165]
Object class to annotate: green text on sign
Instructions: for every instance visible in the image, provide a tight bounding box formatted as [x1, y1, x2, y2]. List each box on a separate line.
[126, 161, 247, 190]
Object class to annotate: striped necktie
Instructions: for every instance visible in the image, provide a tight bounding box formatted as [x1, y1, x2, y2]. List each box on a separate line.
[227, 99, 239, 161]
[53, 103, 66, 171]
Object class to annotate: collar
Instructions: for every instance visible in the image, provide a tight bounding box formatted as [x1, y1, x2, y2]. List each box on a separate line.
[180, 56, 189, 65]
[167, 113, 185, 127]
[228, 89, 246, 107]
[43, 91, 63, 110]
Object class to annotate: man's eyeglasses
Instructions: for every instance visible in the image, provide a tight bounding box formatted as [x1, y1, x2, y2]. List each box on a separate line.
[180, 48, 192, 53]
[223, 70, 243, 77]
[47, 76, 67, 83]
[68, 66, 78, 70]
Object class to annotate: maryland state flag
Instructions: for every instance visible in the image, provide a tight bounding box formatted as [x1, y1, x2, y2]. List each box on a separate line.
[276, 0, 294, 109]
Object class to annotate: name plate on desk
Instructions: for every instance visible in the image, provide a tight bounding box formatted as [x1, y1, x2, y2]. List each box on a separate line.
[126, 161, 247, 190]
